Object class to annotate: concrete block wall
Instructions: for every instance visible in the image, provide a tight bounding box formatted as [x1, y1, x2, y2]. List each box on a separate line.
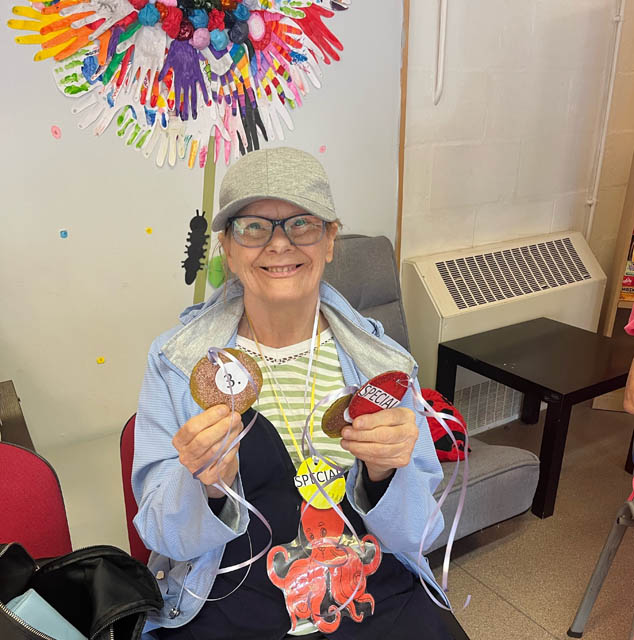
[402, 0, 621, 262]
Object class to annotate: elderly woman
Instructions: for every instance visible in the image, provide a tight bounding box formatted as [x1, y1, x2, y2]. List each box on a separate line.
[133, 147, 469, 640]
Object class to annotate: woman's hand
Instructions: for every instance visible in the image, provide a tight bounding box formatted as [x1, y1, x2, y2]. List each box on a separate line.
[172, 404, 244, 498]
[340, 407, 419, 482]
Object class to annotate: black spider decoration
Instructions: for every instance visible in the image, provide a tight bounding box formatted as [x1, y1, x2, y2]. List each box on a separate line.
[182, 209, 210, 285]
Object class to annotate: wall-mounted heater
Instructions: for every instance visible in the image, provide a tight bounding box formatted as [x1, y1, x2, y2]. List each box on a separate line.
[401, 231, 606, 433]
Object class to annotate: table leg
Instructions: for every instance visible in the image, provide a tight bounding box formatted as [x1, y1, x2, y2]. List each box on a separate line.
[626, 429, 633, 475]
[436, 347, 457, 403]
[521, 393, 541, 424]
[532, 400, 572, 519]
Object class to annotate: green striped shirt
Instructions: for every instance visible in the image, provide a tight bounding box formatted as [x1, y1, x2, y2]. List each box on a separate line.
[236, 329, 355, 470]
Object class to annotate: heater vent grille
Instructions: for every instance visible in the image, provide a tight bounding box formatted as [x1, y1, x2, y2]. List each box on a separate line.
[454, 381, 522, 435]
[435, 237, 591, 310]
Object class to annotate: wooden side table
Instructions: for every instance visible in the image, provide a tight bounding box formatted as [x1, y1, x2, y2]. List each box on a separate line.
[0, 380, 35, 451]
[436, 318, 634, 518]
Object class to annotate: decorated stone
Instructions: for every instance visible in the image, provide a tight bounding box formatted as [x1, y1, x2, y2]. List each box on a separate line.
[347, 371, 409, 420]
[321, 394, 353, 438]
[421, 388, 470, 462]
[190, 348, 262, 413]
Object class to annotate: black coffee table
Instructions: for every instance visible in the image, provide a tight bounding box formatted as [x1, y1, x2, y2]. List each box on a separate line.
[436, 318, 634, 518]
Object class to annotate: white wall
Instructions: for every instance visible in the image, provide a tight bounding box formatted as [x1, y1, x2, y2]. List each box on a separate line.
[0, 0, 403, 449]
[402, 0, 616, 259]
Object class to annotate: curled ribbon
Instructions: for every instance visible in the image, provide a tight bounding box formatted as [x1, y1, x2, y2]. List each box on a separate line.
[299, 375, 472, 614]
[298, 384, 369, 618]
[409, 380, 471, 611]
[185, 346, 473, 613]
[187, 347, 273, 601]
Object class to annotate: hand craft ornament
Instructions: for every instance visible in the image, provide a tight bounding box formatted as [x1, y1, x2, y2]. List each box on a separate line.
[188, 352, 469, 613]
[293, 3, 342, 64]
[190, 348, 263, 414]
[116, 22, 167, 103]
[142, 112, 187, 166]
[7, 4, 97, 61]
[254, 53, 299, 109]
[260, 0, 309, 19]
[115, 94, 165, 150]
[41, 22, 107, 62]
[184, 91, 230, 168]
[200, 46, 239, 112]
[51, 46, 101, 96]
[267, 502, 381, 634]
[231, 44, 261, 107]
[255, 88, 294, 141]
[71, 82, 131, 134]
[8, 0, 347, 168]
[58, 0, 136, 41]
[309, 370, 473, 614]
[419, 389, 470, 462]
[238, 92, 268, 153]
[159, 39, 209, 120]
[287, 47, 322, 92]
[321, 371, 409, 438]
[224, 102, 249, 161]
[321, 394, 353, 438]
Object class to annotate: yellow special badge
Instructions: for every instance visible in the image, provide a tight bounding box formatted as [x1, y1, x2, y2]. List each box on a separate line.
[294, 458, 345, 509]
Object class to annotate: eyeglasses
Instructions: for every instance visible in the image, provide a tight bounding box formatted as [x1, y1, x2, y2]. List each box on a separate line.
[227, 214, 327, 248]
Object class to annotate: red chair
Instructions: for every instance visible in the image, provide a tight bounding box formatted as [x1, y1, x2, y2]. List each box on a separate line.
[0, 442, 72, 559]
[120, 414, 151, 565]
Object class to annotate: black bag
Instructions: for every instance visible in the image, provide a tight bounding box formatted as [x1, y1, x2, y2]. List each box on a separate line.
[0, 542, 163, 640]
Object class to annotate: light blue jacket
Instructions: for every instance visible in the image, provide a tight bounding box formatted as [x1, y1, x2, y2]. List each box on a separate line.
[132, 279, 447, 632]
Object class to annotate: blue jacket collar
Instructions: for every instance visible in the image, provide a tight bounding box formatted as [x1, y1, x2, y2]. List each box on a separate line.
[162, 279, 415, 381]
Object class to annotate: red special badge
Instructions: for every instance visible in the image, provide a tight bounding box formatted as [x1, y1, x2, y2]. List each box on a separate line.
[321, 371, 409, 438]
[347, 370, 409, 419]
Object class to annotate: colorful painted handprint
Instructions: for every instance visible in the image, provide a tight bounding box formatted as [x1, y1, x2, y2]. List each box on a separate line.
[7, 0, 349, 168]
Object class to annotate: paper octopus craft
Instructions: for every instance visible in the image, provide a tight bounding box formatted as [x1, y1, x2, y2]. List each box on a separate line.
[267, 501, 381, 634]
[8, 0, 349, 168]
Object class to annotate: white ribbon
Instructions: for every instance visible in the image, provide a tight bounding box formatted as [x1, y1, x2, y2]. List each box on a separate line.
[187, 347, 273, 601]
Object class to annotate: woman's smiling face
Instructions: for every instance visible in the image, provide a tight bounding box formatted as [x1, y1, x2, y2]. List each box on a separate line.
[220, 199, 337, 308]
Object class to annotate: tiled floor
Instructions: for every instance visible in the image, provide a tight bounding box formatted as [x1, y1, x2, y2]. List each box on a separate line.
[40, 401, 634, 640]
[430, 401, 634, 640]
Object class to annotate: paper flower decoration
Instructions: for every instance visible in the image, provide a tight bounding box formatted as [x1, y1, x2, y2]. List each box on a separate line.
[8, 0, 348, 168]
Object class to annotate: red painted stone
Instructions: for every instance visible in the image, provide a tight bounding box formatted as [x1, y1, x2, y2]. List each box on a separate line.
[348, 370, 409, 419]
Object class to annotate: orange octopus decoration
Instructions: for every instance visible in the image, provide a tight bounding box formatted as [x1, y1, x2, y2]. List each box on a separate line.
[266, 502, 382, 634]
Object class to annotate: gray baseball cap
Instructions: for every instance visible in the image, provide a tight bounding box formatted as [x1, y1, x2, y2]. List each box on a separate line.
[212, 147, 337, 232]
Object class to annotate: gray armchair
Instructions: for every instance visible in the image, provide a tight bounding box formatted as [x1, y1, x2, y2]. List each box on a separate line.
[324, 234, 540, 552]
[324, 234, 410, 350]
